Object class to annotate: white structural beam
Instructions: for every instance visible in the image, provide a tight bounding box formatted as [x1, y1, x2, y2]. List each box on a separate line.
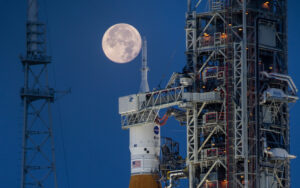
[241, 0, 249, 187]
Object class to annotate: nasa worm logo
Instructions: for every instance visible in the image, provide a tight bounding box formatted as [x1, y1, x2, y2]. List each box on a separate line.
[154, 126, 159, 135]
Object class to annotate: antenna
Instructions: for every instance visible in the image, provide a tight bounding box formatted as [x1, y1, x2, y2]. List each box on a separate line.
[139, 37, 150, 93]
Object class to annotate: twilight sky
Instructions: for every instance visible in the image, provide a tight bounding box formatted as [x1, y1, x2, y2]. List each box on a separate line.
[0, 0, 299, 187]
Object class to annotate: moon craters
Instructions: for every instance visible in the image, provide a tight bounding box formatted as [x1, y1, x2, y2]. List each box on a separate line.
[102, 23, 142, 64]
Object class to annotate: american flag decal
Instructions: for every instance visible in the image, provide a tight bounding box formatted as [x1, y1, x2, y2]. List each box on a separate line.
[132, 160, 141, 168]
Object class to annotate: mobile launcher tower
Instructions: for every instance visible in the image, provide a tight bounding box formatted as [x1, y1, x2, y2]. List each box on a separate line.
[119, 0, 298, 188]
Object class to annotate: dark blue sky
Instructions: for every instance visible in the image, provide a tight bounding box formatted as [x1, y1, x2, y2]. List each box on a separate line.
[0, 0, 299, 187]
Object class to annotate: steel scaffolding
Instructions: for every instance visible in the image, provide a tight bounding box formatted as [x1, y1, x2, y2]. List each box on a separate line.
[119, 0, 297, 187]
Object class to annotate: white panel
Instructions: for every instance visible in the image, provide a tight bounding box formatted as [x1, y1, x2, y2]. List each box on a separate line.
[119, 94, 139, 114]
[262, 106, 272, 124]
[138, 94, 146, 104]
[180, 77, 193, 86]
[182, 91, 221, 102]
[259, 24, 276, 47]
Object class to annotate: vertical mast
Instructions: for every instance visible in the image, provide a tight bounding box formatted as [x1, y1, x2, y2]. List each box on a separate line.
[139, 37, 150, 93]
[20, 0, 58, 187]
[27, 0, 38, 54]
[28, 0, 38, 22]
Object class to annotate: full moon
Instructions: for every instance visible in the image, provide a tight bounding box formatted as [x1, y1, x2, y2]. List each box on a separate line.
[102, 23, 142, 64]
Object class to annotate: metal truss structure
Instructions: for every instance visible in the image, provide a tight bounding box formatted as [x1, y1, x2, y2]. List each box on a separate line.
[119, 0, 297, 187]
[20, 0, 58, 187]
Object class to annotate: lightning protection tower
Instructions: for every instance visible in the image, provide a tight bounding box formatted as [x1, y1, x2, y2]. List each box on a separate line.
[20, 0, 58, 187]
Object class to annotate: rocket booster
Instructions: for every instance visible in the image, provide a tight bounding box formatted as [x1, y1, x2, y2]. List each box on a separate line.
[129, 123, 161, 188]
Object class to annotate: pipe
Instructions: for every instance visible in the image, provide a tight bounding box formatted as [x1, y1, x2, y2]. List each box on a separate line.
[155, 113, 169, 126]
[269, 73, 298, 93]
[167, 171, 185, 188]
[260, 71, 298, 95]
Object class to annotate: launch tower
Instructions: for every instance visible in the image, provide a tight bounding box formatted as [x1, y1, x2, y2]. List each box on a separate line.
[20, 0, 58, 187]
[119, 0, 298, 187]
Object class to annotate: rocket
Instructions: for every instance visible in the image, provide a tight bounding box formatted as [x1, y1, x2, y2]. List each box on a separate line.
[128, 38, 162, 188]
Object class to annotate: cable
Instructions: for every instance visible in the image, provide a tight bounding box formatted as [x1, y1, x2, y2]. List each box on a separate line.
[56, 91, 71, 188]
[43, 0, 71, 187]
[157, 33, 184, 89]
[157, 48, 177, 89]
